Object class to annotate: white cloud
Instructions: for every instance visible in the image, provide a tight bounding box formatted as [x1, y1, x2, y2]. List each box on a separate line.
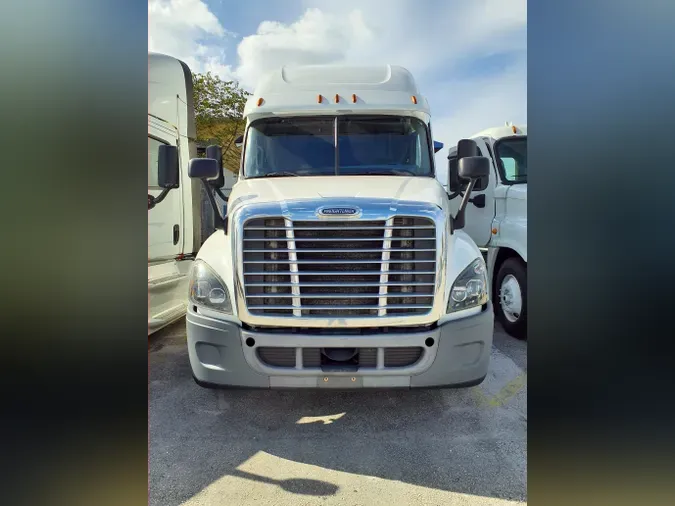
[148, 0, 235, 77]
[234, 8, 374, 89]
[295, 0, 526, 77]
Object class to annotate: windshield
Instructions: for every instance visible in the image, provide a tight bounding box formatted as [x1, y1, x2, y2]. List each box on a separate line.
[495, 136, 527, 184]
[243, 115, 434, 178]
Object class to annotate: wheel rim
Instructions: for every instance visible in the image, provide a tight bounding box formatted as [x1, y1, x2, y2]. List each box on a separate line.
[499, 274, 522, 323]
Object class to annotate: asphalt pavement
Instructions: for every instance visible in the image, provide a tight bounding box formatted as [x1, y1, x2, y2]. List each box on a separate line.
[149, 319, 527, 506]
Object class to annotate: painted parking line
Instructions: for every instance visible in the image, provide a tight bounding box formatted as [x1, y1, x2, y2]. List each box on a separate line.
[474, 371, 527, 407]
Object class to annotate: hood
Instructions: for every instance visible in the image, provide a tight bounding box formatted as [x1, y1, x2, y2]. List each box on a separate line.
[227, 176, 448, 214]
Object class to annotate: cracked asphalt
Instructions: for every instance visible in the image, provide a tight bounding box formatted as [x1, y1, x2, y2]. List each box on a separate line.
[149, 320, 527, 505]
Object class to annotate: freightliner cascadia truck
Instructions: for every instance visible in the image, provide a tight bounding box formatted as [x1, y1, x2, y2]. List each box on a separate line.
[184, 64, 494, 389]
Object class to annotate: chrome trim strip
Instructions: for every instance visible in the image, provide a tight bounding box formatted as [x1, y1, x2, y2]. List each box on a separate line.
[245, 293, 433, 299]
[245, 282, 435, 287]
[244, 270, 437, 276]
[244, 226, 434, 231]
[243, 248, 435, 253]
[243, 259, 436, 264]
[247, 304, 434, 310]
[244, 236, 435, 242]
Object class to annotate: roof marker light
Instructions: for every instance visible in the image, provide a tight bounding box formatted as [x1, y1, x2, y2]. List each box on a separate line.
[335, 94, 339, 103]
[317, 95, 323, 104]
[257, 97, 264, 107]
[411, 95, 418, 104]
[351, 94, 357, 103]
[511, 125, 517, 134]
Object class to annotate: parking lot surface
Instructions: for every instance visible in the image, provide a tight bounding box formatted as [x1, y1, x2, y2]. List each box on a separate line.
[149, 320, 527, 505]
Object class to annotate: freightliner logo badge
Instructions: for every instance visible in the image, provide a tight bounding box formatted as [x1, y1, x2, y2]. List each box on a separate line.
[318, 207, 360, 216]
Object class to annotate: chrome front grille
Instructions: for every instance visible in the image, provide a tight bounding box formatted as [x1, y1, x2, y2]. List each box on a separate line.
[242, 216, 436, 318]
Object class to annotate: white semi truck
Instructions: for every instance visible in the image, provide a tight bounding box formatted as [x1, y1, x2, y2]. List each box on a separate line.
[148, 53, 232, 334]
[185, 64, 494, 389]
[447, 124, 527, 339]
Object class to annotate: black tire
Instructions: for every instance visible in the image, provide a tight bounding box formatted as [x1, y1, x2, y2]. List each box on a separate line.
[494, 257, 527, 340]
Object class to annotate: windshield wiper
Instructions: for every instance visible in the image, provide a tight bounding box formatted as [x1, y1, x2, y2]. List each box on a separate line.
[252, 171, 300, 178]
[362, 169, 417, 176]
[355, 167, 417, 176]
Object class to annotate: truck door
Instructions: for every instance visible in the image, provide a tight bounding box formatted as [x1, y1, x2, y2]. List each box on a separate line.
[454, 137, 496, 247]
[148, 116, 184, 261]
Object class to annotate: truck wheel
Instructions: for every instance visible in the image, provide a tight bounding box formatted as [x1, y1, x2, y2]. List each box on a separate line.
[495, 258, 527, 340]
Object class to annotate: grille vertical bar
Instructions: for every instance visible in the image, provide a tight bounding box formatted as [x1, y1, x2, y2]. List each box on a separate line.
[377, 217, 395, 316]
[285, 218, 302, 317]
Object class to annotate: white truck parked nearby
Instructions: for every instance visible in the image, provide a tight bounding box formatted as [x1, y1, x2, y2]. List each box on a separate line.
[184, 64, 496, 389]
[148, 53, 231, 334]
[447, 123, 527, 339]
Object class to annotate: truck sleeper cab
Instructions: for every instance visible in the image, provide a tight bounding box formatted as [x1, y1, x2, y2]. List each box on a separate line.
[148, 53, 202, 335]
[186, 64, 494, 389]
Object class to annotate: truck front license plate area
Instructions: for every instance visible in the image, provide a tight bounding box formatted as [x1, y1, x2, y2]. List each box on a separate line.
[318, 376, 364, 388]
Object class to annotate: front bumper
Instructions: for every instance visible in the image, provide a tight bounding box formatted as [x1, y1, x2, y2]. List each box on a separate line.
[186, 303, 493, 389]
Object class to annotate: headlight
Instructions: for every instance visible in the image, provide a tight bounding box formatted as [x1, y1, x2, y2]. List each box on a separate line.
[447, 257, 488, 313]
[189, 260, 232, 314]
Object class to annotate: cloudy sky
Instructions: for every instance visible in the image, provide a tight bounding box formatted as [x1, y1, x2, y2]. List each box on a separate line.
[149, 0, 527, 182]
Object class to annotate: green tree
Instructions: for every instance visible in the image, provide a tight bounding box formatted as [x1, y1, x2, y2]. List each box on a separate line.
[193, 72, 250, 175]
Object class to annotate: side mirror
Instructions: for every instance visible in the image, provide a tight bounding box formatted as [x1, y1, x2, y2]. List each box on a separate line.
[452, 156, 491, 231]
[190, 156, 225, 230]
[158, 145, 179, 189]
[206, 145, 224, 188]
[188, 158, 219, 180]
[234, 135, 243, 149]
[458, 156, 490, 183]
[433, 140, 444, 154]
[448, 139, 486, 193]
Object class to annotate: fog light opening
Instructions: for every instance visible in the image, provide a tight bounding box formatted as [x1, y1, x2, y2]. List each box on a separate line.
[245, 337, 256, 347]
[425, 338, 435, 347]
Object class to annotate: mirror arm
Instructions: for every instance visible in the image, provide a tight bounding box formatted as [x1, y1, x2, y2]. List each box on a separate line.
[452, 179, 477, 230]
[213, 187, 229, 203]
[148, 188, 171, 211]
[447, 189, 461, 201]
[201, 180, 225, 229]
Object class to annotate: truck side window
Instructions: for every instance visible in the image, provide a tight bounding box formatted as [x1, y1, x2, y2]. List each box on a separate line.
[148, 136, 168, 187]
[495, 137, 527, 184]
[501, 158, 517, 179]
